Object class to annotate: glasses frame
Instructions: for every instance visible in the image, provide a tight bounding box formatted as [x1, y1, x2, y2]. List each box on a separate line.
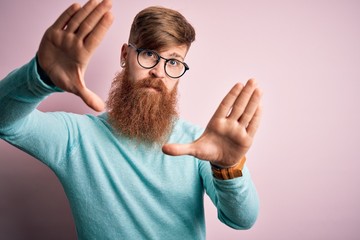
[128, 43, 189, 79]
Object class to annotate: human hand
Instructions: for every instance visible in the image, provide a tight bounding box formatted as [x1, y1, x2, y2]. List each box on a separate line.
[37, 0, 113, 111]
[162, 79, 262, 168]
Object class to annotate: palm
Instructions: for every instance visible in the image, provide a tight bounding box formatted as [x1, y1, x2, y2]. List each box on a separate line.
[194, 119, 252, 166]
[39, 31, 89, 89]
[37, 0, 113, 111]
[163, 79, 262, 167]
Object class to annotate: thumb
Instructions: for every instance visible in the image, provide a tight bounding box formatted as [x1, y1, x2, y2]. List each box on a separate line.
[77, 87, 105, 112]
[162, 143, 195, 157]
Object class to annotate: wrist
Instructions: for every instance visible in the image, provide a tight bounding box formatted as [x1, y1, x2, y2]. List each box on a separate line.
[36, 54, 55, 87]
[211, 156, 246, 180]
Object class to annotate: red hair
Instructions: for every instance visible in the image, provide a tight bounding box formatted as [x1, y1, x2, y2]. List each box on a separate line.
[128, 6, 196, 50]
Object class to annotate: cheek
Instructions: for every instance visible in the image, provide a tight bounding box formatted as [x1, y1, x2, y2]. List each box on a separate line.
[126, 56, 145, 79]
[126, 65, 146, 83]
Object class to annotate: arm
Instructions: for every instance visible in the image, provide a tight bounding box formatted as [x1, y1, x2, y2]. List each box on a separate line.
[0, 0, 113, 163]
[200, 161, 259, 229]
[0, 58, 60, 131]
[0, 58, 70, 164]
[1, 0, 113, 130]
[163, 79, 263, 228]
[1, 0, 113, 123]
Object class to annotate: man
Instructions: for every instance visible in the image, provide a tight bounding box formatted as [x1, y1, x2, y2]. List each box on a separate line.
[0, 0, 262, 239]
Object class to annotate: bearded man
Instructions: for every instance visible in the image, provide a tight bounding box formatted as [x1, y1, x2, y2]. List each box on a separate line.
[0, 0, 262, 239]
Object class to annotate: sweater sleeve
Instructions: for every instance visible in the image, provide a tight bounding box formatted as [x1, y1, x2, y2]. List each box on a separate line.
[199, 160, 259, 230]
[0, 57, 75, 169]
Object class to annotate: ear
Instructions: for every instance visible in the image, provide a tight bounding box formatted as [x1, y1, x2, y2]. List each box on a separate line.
[120, 43, 128, 67]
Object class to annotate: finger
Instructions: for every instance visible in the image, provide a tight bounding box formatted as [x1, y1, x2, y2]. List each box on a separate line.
[238, 88, 262, 127]
[84, 11, 114, 50]
[77, 87, 105, 112]
[246, 104, 263, 137]
[52, 3, 82, 30]
[65, 0, 103, 33]
[65, 0, 99, 32]
[76, 0, 113, 39]
[162, 143, 195, 157]
[212, 82, 244, 119]
[228, 78, 257, 120]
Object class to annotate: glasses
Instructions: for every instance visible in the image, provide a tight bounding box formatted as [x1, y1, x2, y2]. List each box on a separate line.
[128, 43, 189, 79]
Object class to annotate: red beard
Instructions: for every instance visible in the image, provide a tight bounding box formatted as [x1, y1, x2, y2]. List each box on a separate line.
[106, 68, 178, 145]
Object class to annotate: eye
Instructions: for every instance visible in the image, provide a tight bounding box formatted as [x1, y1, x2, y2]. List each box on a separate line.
[145, 51, 153, 57]
[168, 59, 180, 67]
[141, 50, 156, 59]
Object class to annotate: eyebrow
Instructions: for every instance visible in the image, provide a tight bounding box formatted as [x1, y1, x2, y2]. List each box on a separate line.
[168, 52, 185, 61]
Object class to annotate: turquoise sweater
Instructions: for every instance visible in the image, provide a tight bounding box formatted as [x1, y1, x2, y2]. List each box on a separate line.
[0, 57, 259, 240]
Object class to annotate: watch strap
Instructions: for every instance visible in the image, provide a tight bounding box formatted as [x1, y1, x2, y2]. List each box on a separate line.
[211, 156, 246, 180]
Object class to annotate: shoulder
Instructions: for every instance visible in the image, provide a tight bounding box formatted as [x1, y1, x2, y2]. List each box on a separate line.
[48, 112, 109, 134]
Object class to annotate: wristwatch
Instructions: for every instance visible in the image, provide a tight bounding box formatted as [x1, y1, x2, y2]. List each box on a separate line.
[211, 156, 246, 180]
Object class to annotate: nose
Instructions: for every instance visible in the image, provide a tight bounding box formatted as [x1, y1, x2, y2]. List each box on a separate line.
[149, 59, 166, 78]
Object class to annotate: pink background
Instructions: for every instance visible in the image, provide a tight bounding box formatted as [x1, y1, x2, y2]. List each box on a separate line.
[1, 0, 360, 239]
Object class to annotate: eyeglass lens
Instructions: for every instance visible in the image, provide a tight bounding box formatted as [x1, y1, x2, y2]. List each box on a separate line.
[138, 50, 187, 78]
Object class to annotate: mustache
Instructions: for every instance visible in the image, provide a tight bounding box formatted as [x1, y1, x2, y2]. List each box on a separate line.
[134, 77, 167, 93]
